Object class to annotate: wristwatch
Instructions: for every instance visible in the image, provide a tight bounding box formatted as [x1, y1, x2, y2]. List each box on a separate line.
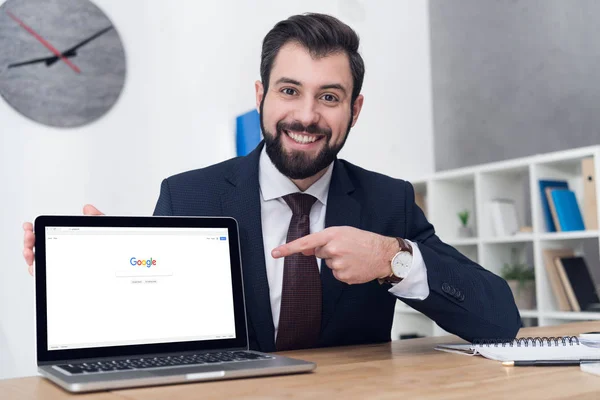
[378, 237, 413, 284]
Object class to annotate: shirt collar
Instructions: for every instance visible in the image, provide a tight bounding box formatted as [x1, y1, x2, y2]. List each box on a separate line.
[258, 146, 333, 206]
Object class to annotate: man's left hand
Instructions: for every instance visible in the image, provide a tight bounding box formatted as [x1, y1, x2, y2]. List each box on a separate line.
[271, 226, 398, 285]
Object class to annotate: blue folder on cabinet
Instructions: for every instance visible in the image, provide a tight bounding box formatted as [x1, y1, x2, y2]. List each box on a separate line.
[236, 109, 262, 156]
[539, 180, 569, 232]
[549, 189, 586, 231]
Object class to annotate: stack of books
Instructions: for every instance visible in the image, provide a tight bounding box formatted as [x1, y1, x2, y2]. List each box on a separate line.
[542, 250, 600, 312]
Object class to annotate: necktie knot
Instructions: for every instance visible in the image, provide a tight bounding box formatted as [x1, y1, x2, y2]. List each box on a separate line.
[282, 193, 317, 216]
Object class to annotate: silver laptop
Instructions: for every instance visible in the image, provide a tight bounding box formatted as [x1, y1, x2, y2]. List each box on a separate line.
[34, 215, 315, 393]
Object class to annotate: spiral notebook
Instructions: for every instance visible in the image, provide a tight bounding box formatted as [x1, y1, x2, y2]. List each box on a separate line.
[435, 337, 600, 362]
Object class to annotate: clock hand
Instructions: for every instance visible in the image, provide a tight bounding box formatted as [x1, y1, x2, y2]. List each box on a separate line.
[5, 10, 81, 74]
[7, 26, 112, 70]
[45, 26, 112, 67]
[61, 26, 114, 55]
[45, 49, 76, 67]
[7, 52, 76, 69]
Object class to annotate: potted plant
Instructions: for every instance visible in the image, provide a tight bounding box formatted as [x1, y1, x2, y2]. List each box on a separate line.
[457, 209, 473, 237]
[501, 251, 536, 310]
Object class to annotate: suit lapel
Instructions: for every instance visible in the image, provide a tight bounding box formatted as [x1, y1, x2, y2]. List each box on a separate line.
[221, 142, 276, 352]
[320, 160, 361, 334]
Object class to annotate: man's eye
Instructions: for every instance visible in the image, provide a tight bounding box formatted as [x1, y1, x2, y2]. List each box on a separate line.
[321, 94, 338, 102]
[282, 88, 297, 96]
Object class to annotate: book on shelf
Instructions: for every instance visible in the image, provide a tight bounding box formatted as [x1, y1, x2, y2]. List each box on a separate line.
[235, 109, 261, 156]
[539, 179, 569, 232]
[488, 199, 520, 236]
[554, 256, 600, 312]
[582, 157, 598, 230]
[546, 188, 586, 232]
[541, 248, 574, 311]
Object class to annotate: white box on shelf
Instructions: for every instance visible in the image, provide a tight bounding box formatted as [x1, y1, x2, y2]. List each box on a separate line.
[489, 199, 520, 237]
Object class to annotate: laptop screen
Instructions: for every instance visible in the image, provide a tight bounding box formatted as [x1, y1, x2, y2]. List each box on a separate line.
[44, 226, 237, 351]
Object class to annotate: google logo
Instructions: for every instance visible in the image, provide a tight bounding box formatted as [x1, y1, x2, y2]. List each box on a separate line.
[130, 257, 156, 268]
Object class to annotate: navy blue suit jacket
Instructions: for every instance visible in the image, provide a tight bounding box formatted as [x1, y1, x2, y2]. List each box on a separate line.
[153, 143, 521, 352]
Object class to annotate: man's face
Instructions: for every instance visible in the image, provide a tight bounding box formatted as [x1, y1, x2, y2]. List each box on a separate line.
[256, 42, 363, 180]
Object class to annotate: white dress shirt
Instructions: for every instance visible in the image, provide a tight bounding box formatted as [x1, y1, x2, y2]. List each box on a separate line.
[258, 148, 429, 339]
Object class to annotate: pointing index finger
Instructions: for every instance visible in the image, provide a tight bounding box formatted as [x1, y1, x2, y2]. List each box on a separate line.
[272, 231, 330, 258]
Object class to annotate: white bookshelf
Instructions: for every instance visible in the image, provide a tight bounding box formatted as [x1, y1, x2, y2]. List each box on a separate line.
[392, 145, 600, 339]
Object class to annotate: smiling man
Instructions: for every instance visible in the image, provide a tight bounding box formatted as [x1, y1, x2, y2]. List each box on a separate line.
[258, 41, 359, 190]
[24, 13, 521, 352]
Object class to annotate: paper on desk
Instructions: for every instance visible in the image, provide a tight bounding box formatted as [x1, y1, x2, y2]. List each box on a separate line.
[581, 362, 600, 376]
[579, 333, 600, 348]
[434, 344, 477, 356]
[435, 342, 600, 362]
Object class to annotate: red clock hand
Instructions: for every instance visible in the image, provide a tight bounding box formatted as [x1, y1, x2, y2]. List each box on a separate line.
[6, 10, 81, 74]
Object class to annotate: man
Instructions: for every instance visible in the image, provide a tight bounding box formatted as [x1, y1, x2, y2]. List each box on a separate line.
[24, 13, 521, 352]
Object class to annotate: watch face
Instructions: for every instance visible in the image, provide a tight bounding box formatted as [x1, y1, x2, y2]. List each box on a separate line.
[392, 251, 412, 277]
[0, 0, 126, 127]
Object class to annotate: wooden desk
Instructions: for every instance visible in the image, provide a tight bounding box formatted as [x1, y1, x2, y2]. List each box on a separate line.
[3, 321, 600, 400]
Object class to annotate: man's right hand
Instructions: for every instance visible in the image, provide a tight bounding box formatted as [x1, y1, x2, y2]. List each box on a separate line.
[23, 204, 104, 276]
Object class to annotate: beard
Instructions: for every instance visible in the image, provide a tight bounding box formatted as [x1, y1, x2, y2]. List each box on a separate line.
[260, 97, 353, 180]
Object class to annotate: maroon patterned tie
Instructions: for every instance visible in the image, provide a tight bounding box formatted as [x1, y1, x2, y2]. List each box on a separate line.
[276, 193, 322, 351]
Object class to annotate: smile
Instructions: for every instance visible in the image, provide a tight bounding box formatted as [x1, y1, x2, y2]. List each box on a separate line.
[284, 130, 324, 144]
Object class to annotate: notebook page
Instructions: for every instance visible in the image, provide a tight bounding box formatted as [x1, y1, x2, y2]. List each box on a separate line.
[476, 343, 600, 362]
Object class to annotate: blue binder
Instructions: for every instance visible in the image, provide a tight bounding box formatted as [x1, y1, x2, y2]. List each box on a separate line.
[550, 189, 585, 231]
[236, 109, 261, 156]
[539, 180, 569, 232]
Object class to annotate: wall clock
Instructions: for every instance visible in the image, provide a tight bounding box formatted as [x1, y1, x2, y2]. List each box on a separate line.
[0, 0, 126, 128]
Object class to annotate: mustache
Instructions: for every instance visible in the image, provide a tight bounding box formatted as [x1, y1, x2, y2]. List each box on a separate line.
[277, 120, 332, 137]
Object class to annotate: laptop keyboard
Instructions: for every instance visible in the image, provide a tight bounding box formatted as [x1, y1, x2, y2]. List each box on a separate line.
[56, 351, 273, 375]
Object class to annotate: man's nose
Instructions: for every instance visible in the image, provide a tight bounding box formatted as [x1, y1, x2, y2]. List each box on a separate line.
[293, 98, 320, 128]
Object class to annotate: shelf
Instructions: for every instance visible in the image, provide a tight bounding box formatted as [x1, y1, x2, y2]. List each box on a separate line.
[393, 307, 600, 325]
[391, 145, 600, 340]
[519, 310, 538, 318]
[534, 145, 599, 165]
[446, 238, 478, 246]
[538, 230, 599, 241]
[482, 234, 534, 244]
[543, 311, 600, 320]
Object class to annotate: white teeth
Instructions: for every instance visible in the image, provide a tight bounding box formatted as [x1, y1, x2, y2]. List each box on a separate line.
[286, 131, 318, 144]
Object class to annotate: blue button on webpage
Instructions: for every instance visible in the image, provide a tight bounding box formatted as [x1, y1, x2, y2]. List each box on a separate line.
[220, 237, 227, 240]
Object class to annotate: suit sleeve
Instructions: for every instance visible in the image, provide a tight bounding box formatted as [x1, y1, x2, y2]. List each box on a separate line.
[400, 182, 521, 342]
[153, 179, 174, 216]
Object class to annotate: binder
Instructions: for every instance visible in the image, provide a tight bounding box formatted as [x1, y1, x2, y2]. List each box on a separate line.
[236, 109, 262, 156]
[582, 157, 598, 230]
[554, 255, 582, 311]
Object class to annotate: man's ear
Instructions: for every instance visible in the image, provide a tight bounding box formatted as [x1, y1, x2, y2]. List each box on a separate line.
[350, 94, 364, 127]
[255, 80, 264, 112]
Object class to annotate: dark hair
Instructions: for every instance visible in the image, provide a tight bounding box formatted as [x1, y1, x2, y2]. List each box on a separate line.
[260, 13, 365, 104]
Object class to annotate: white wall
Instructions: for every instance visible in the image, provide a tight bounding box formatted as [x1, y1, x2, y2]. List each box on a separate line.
[0, 0, 433, 379]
